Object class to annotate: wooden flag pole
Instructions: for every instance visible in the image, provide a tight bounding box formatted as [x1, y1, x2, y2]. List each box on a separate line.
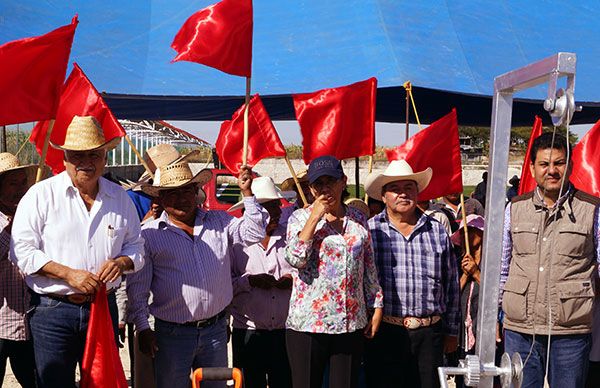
[284, 154, 308, 206]
[36, 120, 55, 182]
[460, 193, 471, 256]
[364, 155, 373, 202]
[242, 77, 251, 166]
[403, 81, 411, 141]
[15, 137, 29, 158]
[124, 135, 154, 179]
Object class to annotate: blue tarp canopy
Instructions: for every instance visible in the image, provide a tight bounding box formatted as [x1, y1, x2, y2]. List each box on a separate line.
[3, 0, 600, 125]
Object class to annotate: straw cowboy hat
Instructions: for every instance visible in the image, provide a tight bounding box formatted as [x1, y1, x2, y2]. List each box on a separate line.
[228, 176, 296, 212]
[364, 160, 432, 199]
[345, 198, 370, 217]
[51, 115, 122, 151]
[136, 144, 200, 185]
[141, 161, 212, 197]
[0, 152, 38, 187]
[280, 169, 308, 192]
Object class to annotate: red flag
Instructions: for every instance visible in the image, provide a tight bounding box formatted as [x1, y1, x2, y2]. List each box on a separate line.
[30, 64, 126, 174]
[294, 77, 377, 164]
[571, 119, 600, 197]
[216, 94, 286, 174]
[0, 17, 77, 125]
[517, 116, 543, 195]
[80, 285, 127, 388]
[171, 0, 253, 77]
[385, 109, 462, 201]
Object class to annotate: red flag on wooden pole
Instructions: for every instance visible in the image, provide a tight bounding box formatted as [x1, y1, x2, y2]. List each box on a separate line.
[517, 116, 543, 195]
[80, 285, 127, 388]
[0, 16, 77, 126]
[294, 77, 377, 164]
[385, 109, 462, 201]
[30, 64, 126, 174]
[571, 118, 600, 197]
[216, 94, 286, 174]
[171, 0, 253, 77]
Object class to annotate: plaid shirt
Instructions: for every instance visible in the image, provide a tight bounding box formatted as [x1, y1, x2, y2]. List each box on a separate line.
[369, 210, 460, 335]
[0, 211, 29, 341]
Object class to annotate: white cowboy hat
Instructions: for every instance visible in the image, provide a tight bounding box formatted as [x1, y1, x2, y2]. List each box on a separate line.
[51, 115, 122, 151]
[364, 160, 433, 199]
[228, 176, 296, 212]
[141, 161, 212, 197]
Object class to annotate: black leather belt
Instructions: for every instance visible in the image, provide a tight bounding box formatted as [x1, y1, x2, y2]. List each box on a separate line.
[43, 288, 116, 305]
[159, 311, 227, 329]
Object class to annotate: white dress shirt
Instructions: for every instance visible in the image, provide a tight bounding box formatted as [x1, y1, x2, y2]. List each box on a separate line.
[10, 171, 145, 295]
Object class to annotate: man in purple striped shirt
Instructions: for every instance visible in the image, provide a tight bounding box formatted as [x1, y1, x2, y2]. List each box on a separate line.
[127, 162, 268, 388]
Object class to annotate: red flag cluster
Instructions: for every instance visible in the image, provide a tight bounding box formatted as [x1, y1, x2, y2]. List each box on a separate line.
[571, 119, 600, 197]
[171, 0, 253, 77]
[30, 64, 126, 174]
[216, 94, 286, 174]
[0, 17, 77, 125]
[385, 109, 462, 202]
[517, 116, 543, 195]
[80, 285, 128, 388]
[294, 77, 377, 164]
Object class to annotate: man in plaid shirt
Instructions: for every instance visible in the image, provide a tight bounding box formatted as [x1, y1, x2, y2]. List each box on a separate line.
[363, 160, 460, 388]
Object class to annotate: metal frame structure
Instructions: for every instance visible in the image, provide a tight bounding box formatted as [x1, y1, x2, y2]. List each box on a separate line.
[110, 120, 212, 166]
[438, 52, 578, 387]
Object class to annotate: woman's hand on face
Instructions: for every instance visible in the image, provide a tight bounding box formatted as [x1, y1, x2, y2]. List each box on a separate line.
[310, 195, 330, 220]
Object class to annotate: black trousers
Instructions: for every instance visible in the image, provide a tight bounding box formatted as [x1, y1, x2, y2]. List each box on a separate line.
[232, 328, 291, 388]
[286, 329, 363, 388]
[364, 321, 444, 388]
[0, 338, 36, 388]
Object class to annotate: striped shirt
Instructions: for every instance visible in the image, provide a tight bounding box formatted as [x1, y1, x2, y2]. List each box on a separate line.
[0, 211, 29, 341]
[369, 210, 460, 335]
[127, 196, 268, 332]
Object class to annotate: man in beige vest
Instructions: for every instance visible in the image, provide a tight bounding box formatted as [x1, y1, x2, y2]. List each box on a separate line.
[499, 132, 600, 388]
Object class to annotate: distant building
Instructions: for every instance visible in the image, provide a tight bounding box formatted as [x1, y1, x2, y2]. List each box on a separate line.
[460, 136, 483, 162]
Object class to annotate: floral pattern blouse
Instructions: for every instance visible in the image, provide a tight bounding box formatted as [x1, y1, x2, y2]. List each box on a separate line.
[285, 205, 384, 334]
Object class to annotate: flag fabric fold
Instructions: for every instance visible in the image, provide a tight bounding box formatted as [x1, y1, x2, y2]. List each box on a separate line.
[216, 94, 286, 174]
[30, 63, 126, 174]
[571, 118, 600, 197]
[385, 109, 462, 201]
[294, 77, 377, 164]
[80, 285, 128, 388]
[171, 0, 253, 77]
[0, 16, 78, 125]
[517, 116, 543, 195]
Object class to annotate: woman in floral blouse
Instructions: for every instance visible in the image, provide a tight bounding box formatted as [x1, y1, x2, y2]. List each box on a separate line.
[285, 155, 384, 388]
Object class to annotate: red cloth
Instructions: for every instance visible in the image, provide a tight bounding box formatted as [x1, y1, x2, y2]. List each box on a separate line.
[80, 285, 127, 388]
[385, 109, 462, 201]
[294, 77, 377, 164]
[30, 63, 126, 174]
[216, 94, 286, 174]
[571, 118, 600, 197]
[171, 0, 252, 77]
[0, 17, 77, 126]
[517, 116, 543, 195]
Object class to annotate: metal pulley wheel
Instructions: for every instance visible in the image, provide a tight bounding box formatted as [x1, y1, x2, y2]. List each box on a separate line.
[543, 88, 576, 127]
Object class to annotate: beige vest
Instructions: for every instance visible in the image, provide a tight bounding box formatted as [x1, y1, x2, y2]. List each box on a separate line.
[502, 189, 600, 335]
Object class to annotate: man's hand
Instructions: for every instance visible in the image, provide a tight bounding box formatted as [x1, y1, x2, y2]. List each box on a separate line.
[443, 335, 458, 353]
[364, 308, 383, 339]
[97, 256, 134, 283]
[248, 274, 277, 289]
[274, 274, 293, 290]
[65, 269, 102, 294]
[238, 165, 253, 197]
[138, 329, 158, 358]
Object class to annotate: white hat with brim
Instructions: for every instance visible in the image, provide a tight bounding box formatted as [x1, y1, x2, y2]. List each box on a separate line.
[141, 161, 212, 197]
[0, 152, 41, 187]
[364, 160, 433, 199]
[228, 176, 296, 212]
[51, 115, 122, 152]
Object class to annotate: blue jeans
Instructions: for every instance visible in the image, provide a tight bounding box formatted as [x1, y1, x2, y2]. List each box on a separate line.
[154, 317, 229, 388]
[504, 329, 591, 388]
[28, 293, 119, 388]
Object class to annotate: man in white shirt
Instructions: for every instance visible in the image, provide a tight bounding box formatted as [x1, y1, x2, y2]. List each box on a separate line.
[10, 116, 144, 388]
